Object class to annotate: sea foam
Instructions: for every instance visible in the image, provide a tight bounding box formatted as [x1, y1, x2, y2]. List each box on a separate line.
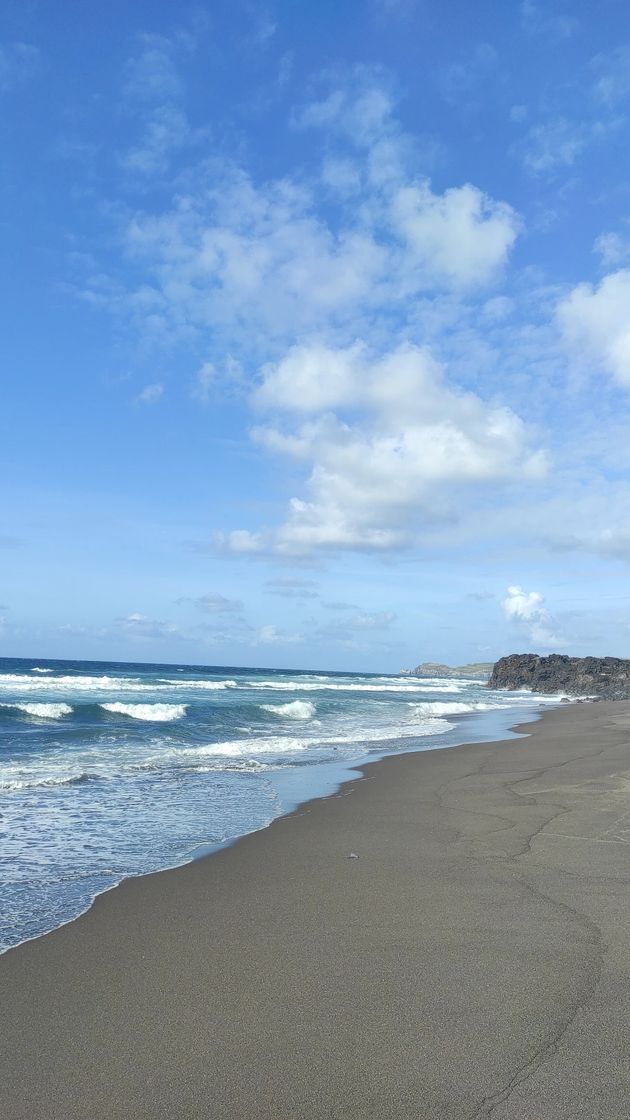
[260, 700, 316, 720]
[409, 701, 505, 717]
[99, 703, 187, 722]
[243, 680, 462, 693]
[0, 702, 73, 719]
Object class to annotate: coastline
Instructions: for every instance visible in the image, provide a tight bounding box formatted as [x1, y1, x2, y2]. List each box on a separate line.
[0, 698, 547, 955]
[3, 700, 630, 1117]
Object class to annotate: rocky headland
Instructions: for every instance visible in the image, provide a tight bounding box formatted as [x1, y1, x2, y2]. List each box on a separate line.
[401, 661, 493, 680]
[488, 653, 630, 698]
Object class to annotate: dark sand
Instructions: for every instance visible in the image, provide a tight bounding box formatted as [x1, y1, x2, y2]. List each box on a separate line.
[3, 701, 630, 1118]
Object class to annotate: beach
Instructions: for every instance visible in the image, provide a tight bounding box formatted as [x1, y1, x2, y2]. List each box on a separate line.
[3, 700, 630, 1118]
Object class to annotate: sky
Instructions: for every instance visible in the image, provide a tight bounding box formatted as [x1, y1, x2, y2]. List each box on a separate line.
[3, 0, 630, 671]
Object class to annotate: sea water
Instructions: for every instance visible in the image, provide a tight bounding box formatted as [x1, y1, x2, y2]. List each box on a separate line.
[0, 656, 562, 952]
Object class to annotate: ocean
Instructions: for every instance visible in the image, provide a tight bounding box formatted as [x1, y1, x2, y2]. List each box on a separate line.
[0, 656, 561, 953]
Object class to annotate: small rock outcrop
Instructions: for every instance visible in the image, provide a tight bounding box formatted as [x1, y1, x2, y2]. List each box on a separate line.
[488, 654, 630, 698]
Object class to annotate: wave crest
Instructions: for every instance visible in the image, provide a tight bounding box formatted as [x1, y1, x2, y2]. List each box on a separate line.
[0, 702, 73, 719]
[99, 703, 187, 722]
[260, 700, 316, 720]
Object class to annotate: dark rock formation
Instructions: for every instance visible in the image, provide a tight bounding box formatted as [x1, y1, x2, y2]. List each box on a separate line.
[488, 654, 630, 698]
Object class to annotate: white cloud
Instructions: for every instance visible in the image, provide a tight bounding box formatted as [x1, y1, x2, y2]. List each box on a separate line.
[556, 269, 630, 385]
[121, 31, 200, 177]
[124, 104, 193, 176]
[121, 75, 521, 348]
[510, 104, 528, 123]
[502, 585, 545, 623]
[254, 624, 304, 645]
[117, 612, 180, 639]
[390, 181, 519, 288]
[135, 382, 164, 404]
[346, 610, 396, 630]
[594, 232, 630, 268]
[232, 342, 547, 555]
[517, 117, 589, 175]
[502, 585, 565, 649]
[192, 361, 215, 403]
[591, 46, 630, 107]
[215, 529, 264, 554]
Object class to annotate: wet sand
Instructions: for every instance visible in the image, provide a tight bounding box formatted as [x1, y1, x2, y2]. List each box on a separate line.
[3, 701, 630, 1118]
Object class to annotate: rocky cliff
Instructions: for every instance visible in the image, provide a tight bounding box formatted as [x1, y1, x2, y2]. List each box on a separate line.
[402, 661, 493, 680]
[488, 654, 630, 698]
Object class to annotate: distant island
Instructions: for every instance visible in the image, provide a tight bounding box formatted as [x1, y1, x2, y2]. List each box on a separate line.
[401, 661, 493, 680]
[488, 654, 630, 698]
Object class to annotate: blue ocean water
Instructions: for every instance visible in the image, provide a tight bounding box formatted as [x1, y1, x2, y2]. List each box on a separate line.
[0, 656, 561, 952]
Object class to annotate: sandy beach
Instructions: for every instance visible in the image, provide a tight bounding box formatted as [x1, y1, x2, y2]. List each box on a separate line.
[3, 700, 630, 1118]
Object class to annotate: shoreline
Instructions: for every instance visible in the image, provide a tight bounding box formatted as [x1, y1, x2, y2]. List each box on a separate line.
[1, 700, 547, 957]
[3, 700, 630, 1117]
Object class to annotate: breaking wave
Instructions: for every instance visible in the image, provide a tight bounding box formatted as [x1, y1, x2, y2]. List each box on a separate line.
[99, 703, 187, 722]
[409, 701, 506, 717]
[260, 700, 316, 720]
[243, 680, 463, 693]
[0, 702, 73, 719]
[0, 674, 238, 693]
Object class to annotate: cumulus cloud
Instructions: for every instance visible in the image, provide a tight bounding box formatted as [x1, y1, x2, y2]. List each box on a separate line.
[120, 30, 201, 177]
[117, 612, 180, 639]
[227, 342, 547, 556]
[120, 73, 520, 349]
[390, 181, 519, 287]
[135, 382, 164, 404]
[502, 585, 565, 648]
[556, 270, 630, 385]
[594, 232, 630, 268]
[254, 624, 304, 645]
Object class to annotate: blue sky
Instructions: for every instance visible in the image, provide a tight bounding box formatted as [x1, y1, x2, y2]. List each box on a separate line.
[3, 0, 630, 671]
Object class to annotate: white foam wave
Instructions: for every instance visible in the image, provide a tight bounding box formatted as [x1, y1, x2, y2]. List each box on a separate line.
[244, 680, 462, 693]
[0, 702, 73, 719]
[0, 673, 238, 694]
[0, 710, 460, 793]
[0, 673, 154, 693]
[409, 701, 505, 717]
[31, 667, 53, 674]
[313, 717, 455, 745]
[156, 679, 238, 690]
[260, 700, 316, 720]
[1, 772, 89, 791]
[100, 703, 187, 722]
[209, 739, 309, 757]
[172, 718, 455, 762]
